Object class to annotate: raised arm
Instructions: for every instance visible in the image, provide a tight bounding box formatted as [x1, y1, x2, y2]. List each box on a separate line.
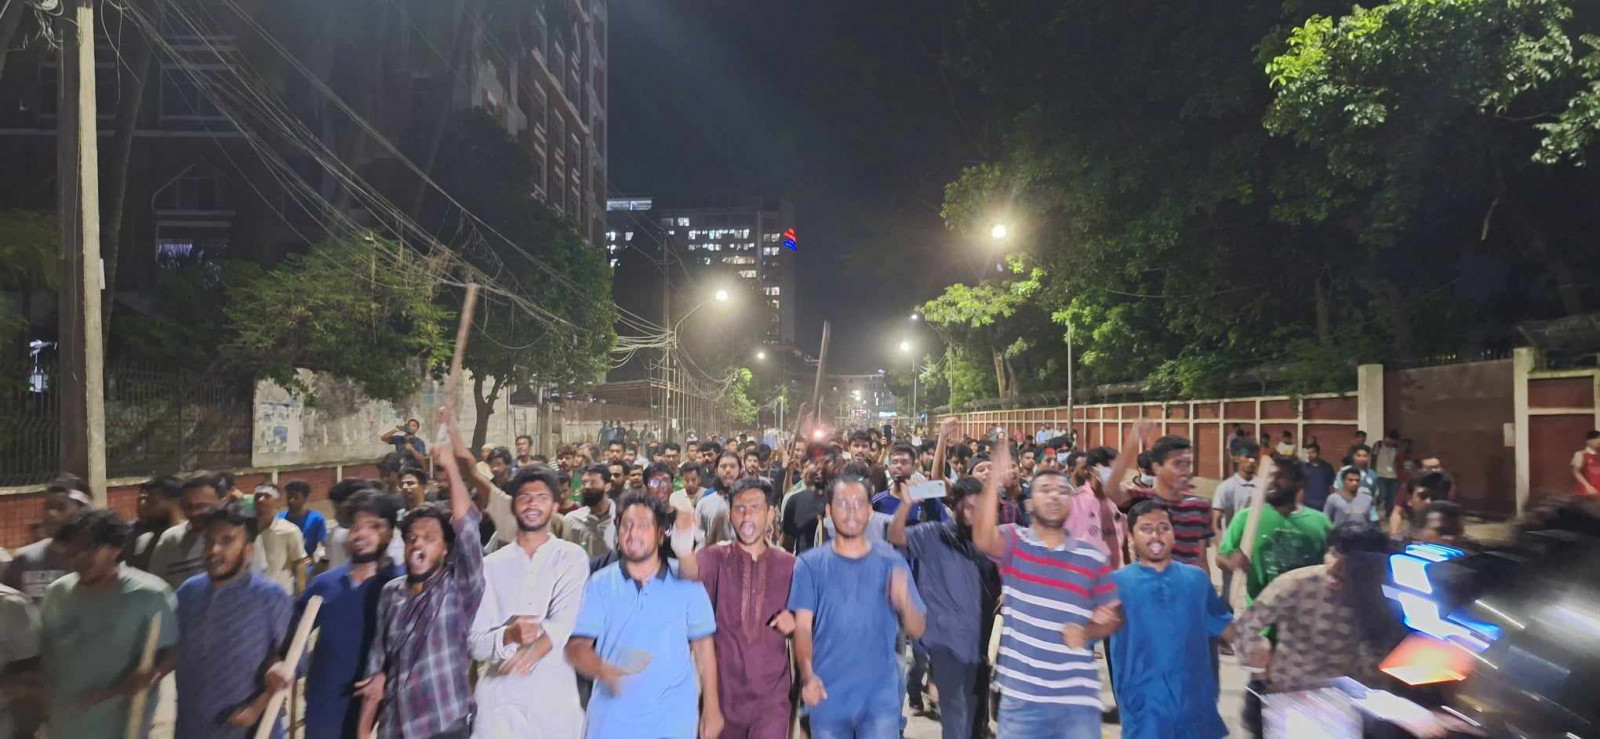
[972, 440, 1009, 559]
[1104, 419, 1156, 507]
[439, 412, 476, 523]
[931, 417, 955, 482]
[886, 481, 915, 548]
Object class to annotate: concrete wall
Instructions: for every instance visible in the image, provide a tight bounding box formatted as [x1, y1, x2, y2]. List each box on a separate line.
[251, 369, 545, 468]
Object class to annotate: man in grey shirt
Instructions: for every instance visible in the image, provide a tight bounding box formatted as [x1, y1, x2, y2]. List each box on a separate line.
[1324, 468, 1375, 526]
[1210, 444, 1258, 609]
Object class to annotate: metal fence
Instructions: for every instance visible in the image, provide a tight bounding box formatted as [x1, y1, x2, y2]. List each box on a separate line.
[0, 362, 254, 487]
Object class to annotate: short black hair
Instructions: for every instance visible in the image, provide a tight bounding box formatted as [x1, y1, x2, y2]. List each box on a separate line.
[1424, 501, 1464, 537]
[1233, 441, 1260, 459]
[582, 463, 612, 480]
[46, 473, 88, 495]
[967, 453, 991, 475]
[1341, 467, 1362, 481]
[488, 447, 514, 466]
[1349, 443, 1373, 456]
[731, 477, 775, 507]
[399, 503, 457, 551]
[1328, 520, 1389, 555]
[678, 462, 704, 479]
[616, 491, 673, 534]
[645, 462, 674, 481]
[284, 480, 312, 499]
[507, 467, 563, 502]
[716, 451, 743, 471]
[377, 452, 406, 476]
[756, 443, 772, 462]
[398, 465, 429, 485]
[181, 470, 227, 497]
[329, 478, 378, 506]
[516, 434, 533, 445]
[1149, 435, 1192, 465]
[1415, 472, 1452, 500]
[1587, 430, 1600, 441]
[827, 475, 872, 506]
[917, 441, 937, 455]
[1126, 498, 1169, 528]
[698, 440, 722, 454]
[661, 442, 681, 453]
[888, 444, 916, 460]
[607, 439, 625, 449]
[1136, 451, 1154, 473]
[207, 499, 259, 542]
[218, 471, 236, 492]
[1031, 468, 1069, 489]
[1086, 446, 1118, 467]
[1305, 441, 1321, 451]
[849, 430, 873, 446]
[139, 475, 183, 501]
[950, 476, 982, 504]
[55, 508, 131, 552]
[346, 490, 400, 529]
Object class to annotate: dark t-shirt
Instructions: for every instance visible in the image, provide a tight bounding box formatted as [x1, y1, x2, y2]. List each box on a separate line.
[782, 488, 830, 554]
[390, 434, 426, 458]
[1300, 459, 1336, 511]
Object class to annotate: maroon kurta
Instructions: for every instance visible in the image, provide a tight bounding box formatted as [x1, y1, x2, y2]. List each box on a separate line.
[698, 543, 797, 731]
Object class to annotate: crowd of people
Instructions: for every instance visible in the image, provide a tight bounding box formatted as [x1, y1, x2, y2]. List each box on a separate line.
[2, 411, 1597, 739]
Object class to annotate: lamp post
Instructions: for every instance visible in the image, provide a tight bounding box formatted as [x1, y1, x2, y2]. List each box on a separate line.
[900, 340, 916, 426]
[666, 289, 730, 443]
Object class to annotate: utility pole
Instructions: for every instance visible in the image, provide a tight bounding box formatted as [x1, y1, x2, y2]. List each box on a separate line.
[57, 0, 108, 504]
[661, 237, 673, 442]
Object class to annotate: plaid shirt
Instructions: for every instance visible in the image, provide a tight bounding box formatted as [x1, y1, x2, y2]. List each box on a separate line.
[365, 507, 486, 738]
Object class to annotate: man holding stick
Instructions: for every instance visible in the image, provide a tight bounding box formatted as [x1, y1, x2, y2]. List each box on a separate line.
[39, 509, 178, 738]
[356, 418, 486, 738]
[174, 500, 294, 737]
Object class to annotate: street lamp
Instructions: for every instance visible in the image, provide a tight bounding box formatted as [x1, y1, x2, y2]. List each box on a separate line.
[899, 339, 917, 426]
[990, 223, 1009, 241]
[714, 289, 730, 302]
[910, 312, 920, 321]
[665, 287, 733, 445]
[755, 350, 766, 361]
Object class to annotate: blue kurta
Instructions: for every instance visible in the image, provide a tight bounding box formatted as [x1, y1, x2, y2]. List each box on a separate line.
[1109, 561, 1232, 739]
[297, 563, 400, 739]
[174, 572, 292, 739]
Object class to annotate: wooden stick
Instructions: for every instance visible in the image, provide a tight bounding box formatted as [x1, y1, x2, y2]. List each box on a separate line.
[255, 596, 324, 739]
[444, 283, 481, 420]
[125, 612, 162, 739]
[810, 321, 831, 431]
[1239, 453, 1278, 561]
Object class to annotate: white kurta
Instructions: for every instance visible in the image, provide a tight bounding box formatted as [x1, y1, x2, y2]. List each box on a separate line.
[468, 535, 589, 739]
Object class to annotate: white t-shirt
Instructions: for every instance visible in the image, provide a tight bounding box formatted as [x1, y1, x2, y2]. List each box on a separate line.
[254, 517, 306, 594]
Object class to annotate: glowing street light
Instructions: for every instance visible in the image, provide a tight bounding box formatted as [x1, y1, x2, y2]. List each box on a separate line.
[910, 312, 920, 321]
[899, 340, 911, 353]
[990, 223, 1009, 241]
[714, 289, 730, 302]
[755, 350, 767, 360]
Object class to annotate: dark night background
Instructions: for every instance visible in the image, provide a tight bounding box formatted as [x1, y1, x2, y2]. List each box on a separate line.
[609, 0, 979, 372]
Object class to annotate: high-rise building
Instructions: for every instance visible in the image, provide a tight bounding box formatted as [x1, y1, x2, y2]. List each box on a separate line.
[606, 195, 796, 345]
[477, 0, 610, 248]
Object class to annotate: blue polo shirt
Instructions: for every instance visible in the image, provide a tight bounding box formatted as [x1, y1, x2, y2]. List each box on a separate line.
[296, 563, 399, 739]
[573, 560, 716, 739]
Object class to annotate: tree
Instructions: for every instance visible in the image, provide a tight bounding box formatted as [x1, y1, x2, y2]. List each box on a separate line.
[0, 211, 57, 360]
[418, 111, 616, 449]
[224, 235, 454, 402]
[717, 367, 759, 427]
[1266, 0, 1600, 325]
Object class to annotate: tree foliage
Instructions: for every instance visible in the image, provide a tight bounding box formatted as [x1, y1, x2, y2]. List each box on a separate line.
[718, 367, 759, 427]
[930, 0, 1600, 407]
[418, 110, 616, 447]
[224, 236, 454, 402]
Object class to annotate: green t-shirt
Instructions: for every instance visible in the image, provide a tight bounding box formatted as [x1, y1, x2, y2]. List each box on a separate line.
[40, 566, 177, 738]
[1220, 505, 1333, 602]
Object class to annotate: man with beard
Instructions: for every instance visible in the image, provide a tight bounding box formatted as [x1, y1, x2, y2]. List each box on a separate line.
[563, 464, 618, 559]
[1108, 500, 1233, 739]
[697, 452, 744, 547]
[888, 476, 999, 739]
[149, 471, 228, 589]
[698, 440, 723, 467]
[126, 475, 183, 572]
[677, 478, 797, 739]
[567, 493, 723, 739]
[295, 491, 401, 739]
[470, 468, 588, 738]
[781, 451, 837, 554]
[1217, 457, 1333, 605]
[606, 440, 626, 464]
[39, 509, 177, 738]
[972, 443, 1120, 739]
[174, 500, 295, 738]
[871, 444, 949, 525]
[356, 422, 486, 738]
[789, 475, 925, 738]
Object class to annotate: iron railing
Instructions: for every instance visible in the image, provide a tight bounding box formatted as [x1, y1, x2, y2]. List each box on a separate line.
[0, 361, 253, 487]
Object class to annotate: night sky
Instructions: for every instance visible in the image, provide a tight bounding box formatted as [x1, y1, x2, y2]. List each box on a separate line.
[608, 0, 980, 372]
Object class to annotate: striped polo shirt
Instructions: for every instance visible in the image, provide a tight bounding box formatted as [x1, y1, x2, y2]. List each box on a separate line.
[1124, 488, 1213, 565]
[994, 523, 1118, 707]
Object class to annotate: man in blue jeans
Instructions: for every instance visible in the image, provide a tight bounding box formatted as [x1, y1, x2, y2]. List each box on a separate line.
[790, 475, 926, 738]
[973, 442, 1121, 739]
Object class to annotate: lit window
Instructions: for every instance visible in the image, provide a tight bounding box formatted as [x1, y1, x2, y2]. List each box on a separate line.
[688, 230, 698, 239]
[764, 233, 780, 242]
[763, 247, 779, 256]
[606, 230, 616, 240]
[625, 231, 634, 241]
[608, 258, 619, 267]
[738, 270, 757, 279]
[703, 257, 712, 265]
[677, 218, 690, 227]
[687, 244, 698, 251]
